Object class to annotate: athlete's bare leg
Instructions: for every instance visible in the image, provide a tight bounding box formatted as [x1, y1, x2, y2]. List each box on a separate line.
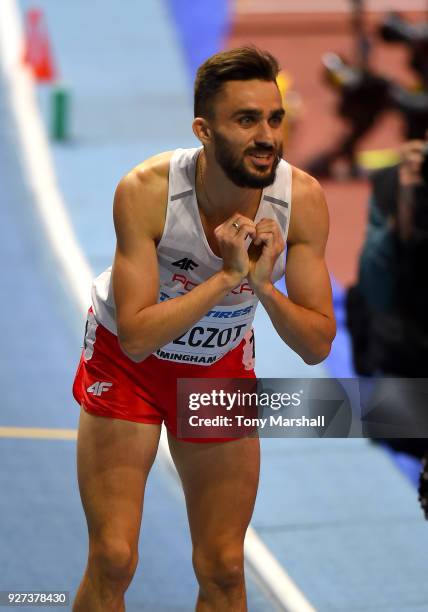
[168, 432, 260, 612]
[73, 408, 161, 612]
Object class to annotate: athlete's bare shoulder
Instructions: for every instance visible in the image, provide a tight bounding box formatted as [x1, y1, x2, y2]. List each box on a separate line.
[132, 150, 174, 182]
[288, 165, 329, 246]
[113, 150, 174, 242]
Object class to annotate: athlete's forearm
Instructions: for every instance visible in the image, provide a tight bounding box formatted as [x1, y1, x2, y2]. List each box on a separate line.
[118, 271, 241, 361]
[257, 284, 336, 365]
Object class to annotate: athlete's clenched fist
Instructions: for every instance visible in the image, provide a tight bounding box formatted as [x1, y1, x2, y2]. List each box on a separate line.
[214, 214, 256, 283]
[248, 218, 285, 292]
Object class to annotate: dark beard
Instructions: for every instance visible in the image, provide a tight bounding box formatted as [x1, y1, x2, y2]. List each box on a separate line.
[212, 130, 282, 188]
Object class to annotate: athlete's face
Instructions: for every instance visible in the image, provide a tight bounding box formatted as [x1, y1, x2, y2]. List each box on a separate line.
[210, 79, 284, 188]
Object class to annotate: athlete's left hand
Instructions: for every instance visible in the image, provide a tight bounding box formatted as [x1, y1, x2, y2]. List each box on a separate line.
[248, 218, 285, 293]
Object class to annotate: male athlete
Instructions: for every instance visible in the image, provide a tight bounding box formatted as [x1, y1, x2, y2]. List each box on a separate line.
[72, 47, 336, 611]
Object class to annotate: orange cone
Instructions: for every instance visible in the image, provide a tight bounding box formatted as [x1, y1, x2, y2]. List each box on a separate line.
[22, 8, 56, 82]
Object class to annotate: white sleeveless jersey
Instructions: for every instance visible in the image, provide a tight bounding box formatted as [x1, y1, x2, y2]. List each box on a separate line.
[91, 147, 292, 366]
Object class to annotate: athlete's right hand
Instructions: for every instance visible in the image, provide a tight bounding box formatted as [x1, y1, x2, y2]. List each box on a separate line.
[214, 214, 257, 284]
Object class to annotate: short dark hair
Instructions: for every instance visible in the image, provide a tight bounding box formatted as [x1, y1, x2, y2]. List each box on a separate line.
[194, 46, 280, 119]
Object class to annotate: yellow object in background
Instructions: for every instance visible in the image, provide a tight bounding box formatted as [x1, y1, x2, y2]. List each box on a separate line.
[276, 70, 302, 144]
[276, 70, 292, 100]
[357, 148, 401, 170]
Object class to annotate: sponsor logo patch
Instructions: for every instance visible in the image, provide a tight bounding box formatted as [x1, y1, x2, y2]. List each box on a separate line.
[87, 382, 113, 396]
[172, 257, 199, 271]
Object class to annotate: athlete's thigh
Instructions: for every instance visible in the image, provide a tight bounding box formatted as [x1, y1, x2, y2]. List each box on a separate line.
[167, 433, 260, 547]
[77, 407, 161, 543]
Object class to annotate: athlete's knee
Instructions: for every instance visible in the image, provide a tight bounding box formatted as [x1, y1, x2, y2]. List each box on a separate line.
[193, 545, 245, 592]
[88, 537, 138, 586]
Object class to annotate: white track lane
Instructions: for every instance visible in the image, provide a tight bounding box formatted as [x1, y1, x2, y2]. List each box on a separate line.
[0, 1, 317, 609]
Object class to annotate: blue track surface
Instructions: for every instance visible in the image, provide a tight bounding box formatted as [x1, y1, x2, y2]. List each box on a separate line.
[0, 80, 80, 429]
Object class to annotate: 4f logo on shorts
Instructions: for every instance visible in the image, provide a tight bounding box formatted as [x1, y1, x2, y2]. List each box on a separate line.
[87, 382, 113, 396]
[172, 257, 198, 271]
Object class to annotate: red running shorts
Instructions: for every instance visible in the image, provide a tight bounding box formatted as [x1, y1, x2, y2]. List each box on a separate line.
[72, 308, 256, 442]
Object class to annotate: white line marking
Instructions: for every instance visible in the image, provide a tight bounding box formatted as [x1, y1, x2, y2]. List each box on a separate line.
[0, 427, 77, 440]
[0, 2, 317, 610]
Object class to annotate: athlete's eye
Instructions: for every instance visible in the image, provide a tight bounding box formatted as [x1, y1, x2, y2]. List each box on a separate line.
[239, 116, 255, 127]
[269, 115, 283, 127]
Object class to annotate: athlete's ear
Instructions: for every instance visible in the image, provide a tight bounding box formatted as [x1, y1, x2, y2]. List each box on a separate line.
[192, 117, 212, 145]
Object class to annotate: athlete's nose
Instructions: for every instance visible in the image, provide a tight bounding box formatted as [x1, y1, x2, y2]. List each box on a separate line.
[254, 120, 275, 146]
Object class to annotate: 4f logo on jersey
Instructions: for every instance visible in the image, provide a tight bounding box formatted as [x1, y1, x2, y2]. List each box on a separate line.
[87, 382, 113, 396]
[172, 257, 199, 271]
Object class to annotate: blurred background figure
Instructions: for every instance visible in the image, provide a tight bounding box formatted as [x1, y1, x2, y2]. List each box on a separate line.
[347, 133, 428, 377]
[346, 132, 428, 515]
[347, 135, 428, 444]
[419, 452, 428, 518]
[306, 4, 428, 179]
